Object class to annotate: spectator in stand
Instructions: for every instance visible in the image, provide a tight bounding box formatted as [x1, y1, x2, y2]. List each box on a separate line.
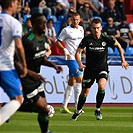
[118, 18, 133, 47]
[114, 0, 126, 20]
[78, 1, 93, 31]
[45, 18, 57, 46]
[68, 0, 77, 11]
[76, 0, 99, 13]
[89, 0, 104, 16]
[55, 3, 67, 18]
[13, 2, 23, 23]
[29, 0, 42, 15]
[39, 0, 52, 18]
[23, 1, 31, 15]
[45, 0, 57, 16]
[22, 17, 32, 36]
[103, 17, 127, 51]
[100, 0, 122, 26]
[56, 0, 70, 15]
[129, 22, 133, 46]
[60, 16, 72, 32]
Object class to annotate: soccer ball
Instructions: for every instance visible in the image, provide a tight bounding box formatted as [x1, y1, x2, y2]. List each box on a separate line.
[47, 105, 55, 118]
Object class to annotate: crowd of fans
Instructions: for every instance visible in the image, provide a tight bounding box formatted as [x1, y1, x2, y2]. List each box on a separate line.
[1, 0, 133, 56]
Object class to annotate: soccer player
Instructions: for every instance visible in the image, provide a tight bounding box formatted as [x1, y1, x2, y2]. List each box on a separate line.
[56, 12, 84, 114]
[0, 0, 27, 126]
[17, 12, 62, 133]
[71, 18, 129, 121]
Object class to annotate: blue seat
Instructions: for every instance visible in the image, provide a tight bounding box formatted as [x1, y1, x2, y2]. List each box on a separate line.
[114, 47, 125, 56]
[54, 21, 62, 36]
[22, 14, 31, 24]
[58, 15, 67, 23]
[125, 47, 133, 56]
[47, 15, 57, 23]
[108, 47, 115, 56]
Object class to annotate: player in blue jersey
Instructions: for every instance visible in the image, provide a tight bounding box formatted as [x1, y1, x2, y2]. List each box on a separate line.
[71, 18, 129, 121]
[0, 0, 27, 126]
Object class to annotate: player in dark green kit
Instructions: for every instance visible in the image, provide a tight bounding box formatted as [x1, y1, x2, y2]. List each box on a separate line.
[71, 18, 129, 121]
[17, 13, 63, 133]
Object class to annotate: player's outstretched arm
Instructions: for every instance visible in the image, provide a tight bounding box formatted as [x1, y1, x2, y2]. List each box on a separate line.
[43, 58, 63, 73]
[114, 40, 129, 70]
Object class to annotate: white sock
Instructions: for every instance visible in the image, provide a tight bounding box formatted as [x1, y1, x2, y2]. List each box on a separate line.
[62, 85, 73, 108]
[74, 83, 82, 109]
[0, 100, 21, 126]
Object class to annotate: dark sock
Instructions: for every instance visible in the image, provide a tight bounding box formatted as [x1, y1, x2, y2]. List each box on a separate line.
[38, 114, 49, 133]
[96, 89, 105, 109]
[77, 95, 86, 110]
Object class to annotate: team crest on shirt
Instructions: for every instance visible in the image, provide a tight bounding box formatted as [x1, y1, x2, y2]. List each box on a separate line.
[102, 42, 106, 46]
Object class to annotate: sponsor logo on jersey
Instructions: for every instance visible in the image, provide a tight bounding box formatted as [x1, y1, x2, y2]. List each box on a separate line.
[102, 42, 106, 46]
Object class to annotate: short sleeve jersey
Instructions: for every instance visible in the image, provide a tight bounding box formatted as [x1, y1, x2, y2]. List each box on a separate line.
[58, 25, 84, 60]
[78, 33, 116, 71]
[22, 32, 49, 73]
[0, 12, 22, 70]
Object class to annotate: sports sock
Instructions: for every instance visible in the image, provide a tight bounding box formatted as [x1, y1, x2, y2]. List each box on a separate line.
[96, 89, 105, 109]
[62, 85, 73, 108]
[0, 100, 20, 126]
[38, 114, 49, 133]
[77, 95, 86, 111]
[74, 83, 82, 108]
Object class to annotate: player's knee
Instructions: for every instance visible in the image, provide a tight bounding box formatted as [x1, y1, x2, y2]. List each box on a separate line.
[13, 95, 23, 104]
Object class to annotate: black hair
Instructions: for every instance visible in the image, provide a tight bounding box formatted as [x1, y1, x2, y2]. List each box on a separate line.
[31, 12, 45, 25]
[0, 0, 17, 9]
[47, 18, 54, 24]
[91, 18, 101, 25]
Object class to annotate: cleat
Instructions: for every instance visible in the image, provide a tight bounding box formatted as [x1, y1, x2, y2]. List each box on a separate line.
[60, 107, 73, 114]
[47, 130, 52, 133]
[95, 110, 103, 120]
[70, 109, 83, 121]
[74, 108, 85, 114]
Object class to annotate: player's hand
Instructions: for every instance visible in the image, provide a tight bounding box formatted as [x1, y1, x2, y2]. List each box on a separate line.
[121, 61, 129, 70]
[15, 60, 27, 78]
[63, 48, 70, 60]
[55, 66, 63, 73]
[79, 64, 86, 71]
[20, 66, 27, 78]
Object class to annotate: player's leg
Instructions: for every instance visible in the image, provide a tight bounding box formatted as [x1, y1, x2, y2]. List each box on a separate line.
[74, 75, 82, 109]
[71, 70, 94, 121]
[70, 87, 90, 121]
[69, 60, 82, 109]
[95, 71, 108, 120]
[0, 70, 23, 126]
[60, 77, 75, 114]
[60, 60, 77, 114]
[20, 84, 50, 133]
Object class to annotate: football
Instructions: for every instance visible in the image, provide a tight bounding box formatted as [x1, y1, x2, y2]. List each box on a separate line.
[47, 105, 55, 118]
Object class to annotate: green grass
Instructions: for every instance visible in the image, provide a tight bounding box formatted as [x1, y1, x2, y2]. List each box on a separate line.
[0, 106, 133, 133]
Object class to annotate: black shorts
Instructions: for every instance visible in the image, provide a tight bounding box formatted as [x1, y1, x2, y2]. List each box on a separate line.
[82, 69, 109, 88]
[21, 76, 45, 103]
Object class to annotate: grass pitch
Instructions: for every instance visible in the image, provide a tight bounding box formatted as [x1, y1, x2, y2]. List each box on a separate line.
[0, 106, 133, 133]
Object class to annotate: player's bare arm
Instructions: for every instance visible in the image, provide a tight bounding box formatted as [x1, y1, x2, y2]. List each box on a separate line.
[75, 48, 86, 71]
[114, 40, 129, 70]
[14, 37, 27, 77]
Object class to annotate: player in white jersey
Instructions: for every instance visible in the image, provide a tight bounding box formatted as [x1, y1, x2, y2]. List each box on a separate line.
[56, 12, 84, 114]
[0, 0, 27, 126]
